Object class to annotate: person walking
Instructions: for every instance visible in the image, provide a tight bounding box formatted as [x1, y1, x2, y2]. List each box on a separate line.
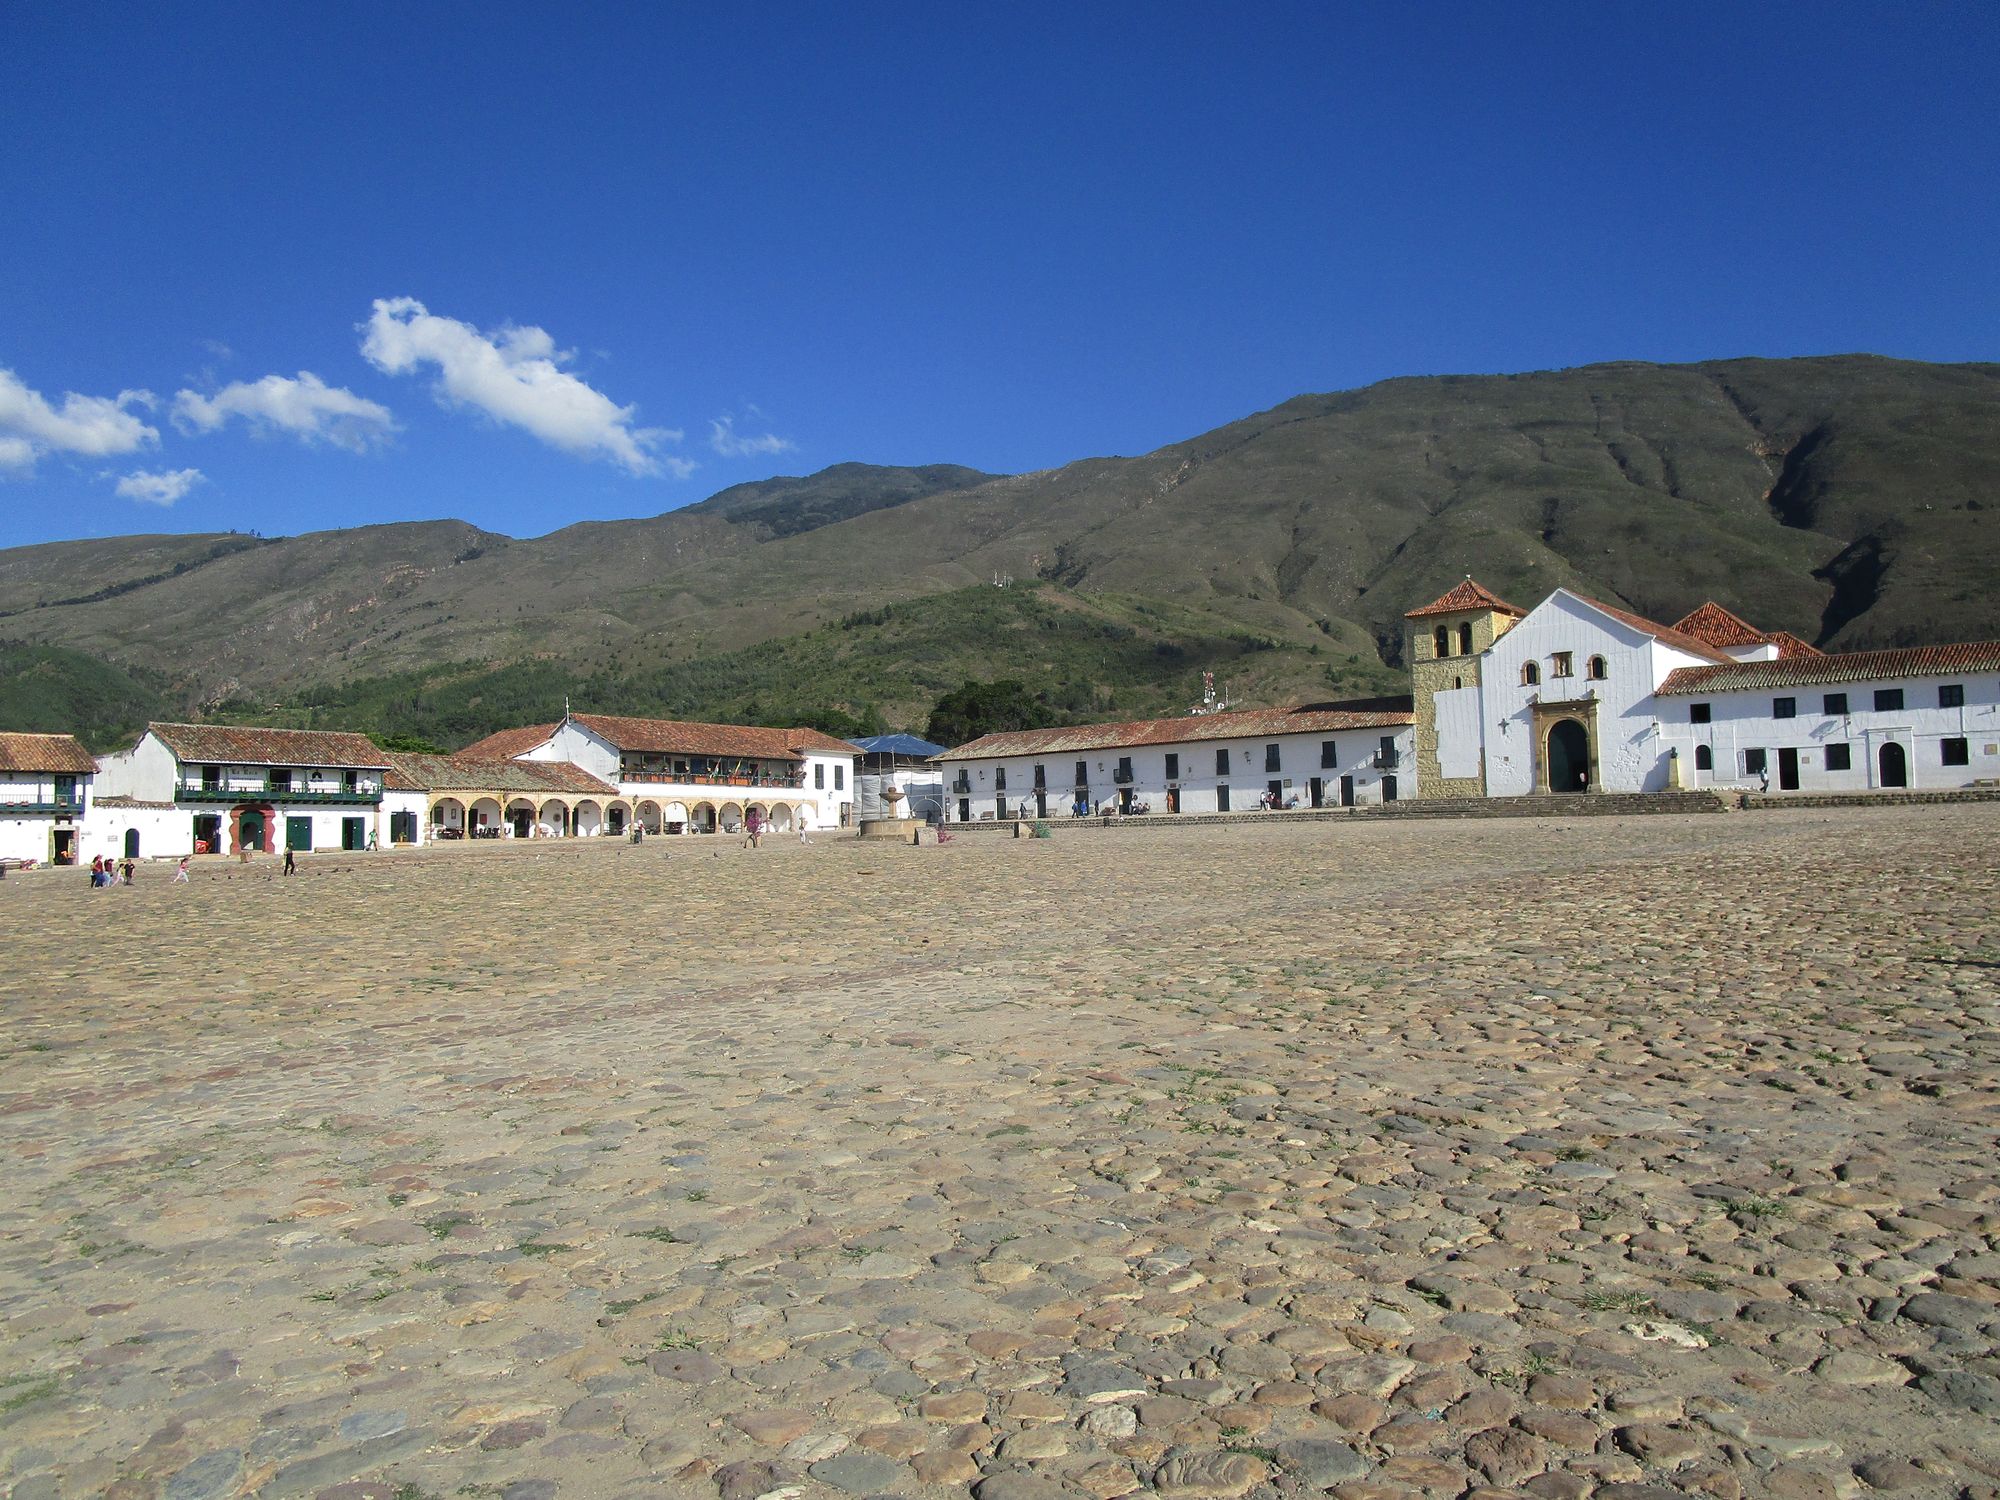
[283, 845, 297, 876]
[118, 857, 136, 886]
[173, 856, 191, 883]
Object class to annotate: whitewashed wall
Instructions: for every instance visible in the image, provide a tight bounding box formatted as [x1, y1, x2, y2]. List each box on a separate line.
[942, 725, 1412, 821]
[1480, 593, 1711, 794]
[1668, 673, 2000, 791]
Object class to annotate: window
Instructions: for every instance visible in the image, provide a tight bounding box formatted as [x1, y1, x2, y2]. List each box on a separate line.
[1457, 622, 1473, 655]
[1874, 688, 1903, 712]
[1694, 744, 1713, 772]
[994, 768, 1006, 791]
[269, 768, 292, 791]
[1115, 756, 1133, 783]
[1823, 692, 1848, 716]
[1942, 737, 1970, 766]
[1164, 753, 1179, 780]
[1454, 676, 1463, 689]
[1825, 743, 1851, 771]
[815, 764, 825, 790]
[1940, 683, 1965, 709]
[1264, 743, 1281, 773]
[1075, 760, 1089, 786]
[201, 764, 221, 787]
[1033, 763, 1046, 788]
[1690, 702, 1711, 724]
[1551, 652, 1573, 678]
[343, 770, 358, 791]
[1320, 740, 1337, 769]
[1586, 655, 1607, 681]
[1522, 661, 1540, 687]
[1773, 696, 1797, 719]
[834, 766, 844, 791]
[1378, 735, 1399, 769]
[1434, 625, 1450, 659]
[1742, 748, 1767, 777]
[1214, 748, 1229, 777]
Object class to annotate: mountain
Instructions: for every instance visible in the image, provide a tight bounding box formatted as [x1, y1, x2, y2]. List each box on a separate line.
[2, 354, 1995, 747]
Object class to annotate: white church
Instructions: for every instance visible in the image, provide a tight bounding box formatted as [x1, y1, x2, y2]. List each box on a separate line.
[1405, 579, 2000, 799]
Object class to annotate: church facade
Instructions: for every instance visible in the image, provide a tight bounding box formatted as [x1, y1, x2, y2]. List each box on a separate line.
[1405, 580, 2000, 798]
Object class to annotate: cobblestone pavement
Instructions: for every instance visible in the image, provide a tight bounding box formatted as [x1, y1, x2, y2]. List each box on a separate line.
[3, 808, 1998, 1500]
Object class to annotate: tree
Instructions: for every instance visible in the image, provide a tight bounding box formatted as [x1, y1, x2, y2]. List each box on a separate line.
[370, 731, 450, 754]
[924, 678, 1060, 747]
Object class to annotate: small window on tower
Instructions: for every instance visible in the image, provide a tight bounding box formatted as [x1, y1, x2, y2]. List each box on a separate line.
[1522, 661, 1540, 687]
[1457, 622, 1473, 655]
[1586, 655, 1607, 681]
[1434, 625, 1450, 659]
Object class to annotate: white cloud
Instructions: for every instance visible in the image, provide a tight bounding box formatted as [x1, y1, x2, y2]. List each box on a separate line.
[708, 414, 796, 458]
[174, 371, 397, 451]
[0, 368, 157, 469]
[359, 297, 681, 476]
[114, 467, 204, 506]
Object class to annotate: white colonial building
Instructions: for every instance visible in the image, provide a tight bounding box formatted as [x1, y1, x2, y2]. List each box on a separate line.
[93, 724, 391, 857]
[1405, 580, 2000, 798]
[1658, 644, 2000, 793]
[0, 732, 96, 867]
[935, 701, 1415, 822]
[379, 753, 624, 844]
[466, 712, 860, 833]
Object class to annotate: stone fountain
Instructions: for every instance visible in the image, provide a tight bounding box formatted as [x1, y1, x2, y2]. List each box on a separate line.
[856, 782, 924, 842]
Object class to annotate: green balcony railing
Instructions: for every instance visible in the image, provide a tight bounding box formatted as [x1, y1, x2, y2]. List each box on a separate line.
[0, 799, 85, 815]
[175, 784, 382, 805]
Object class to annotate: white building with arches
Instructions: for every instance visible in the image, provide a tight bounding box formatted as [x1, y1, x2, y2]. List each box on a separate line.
[468, 712, 860, 833]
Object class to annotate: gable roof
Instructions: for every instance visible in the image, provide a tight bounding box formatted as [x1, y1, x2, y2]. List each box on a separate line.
[381, 753, 618, 796]
[1657, 641, 2000, 695]
[938, 698, 1414, 761]
[1673, 602, 1826, 660]
[0, 732, 97, 774]
[456, 723, 559, 759]
[1762, 630, 1825, 660]
[147, 723, 388, 768]
[1557, 591, 1732, 664]
[1405, 577, 1528, 619]
[1672, 601, 1767, 649]
[571, 713, 858, 761]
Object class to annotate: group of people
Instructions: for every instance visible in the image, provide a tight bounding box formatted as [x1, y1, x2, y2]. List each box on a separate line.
[86, 854, 196, 886]
[88, 854, 135, 887]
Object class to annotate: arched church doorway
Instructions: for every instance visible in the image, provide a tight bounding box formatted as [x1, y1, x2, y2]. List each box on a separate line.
[1547, 720, 1591, 793]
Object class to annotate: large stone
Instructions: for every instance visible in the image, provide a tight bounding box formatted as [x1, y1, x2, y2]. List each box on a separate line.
[1154, 1451, 1270, 1500]
[807, 1450, 907, 1494]
[1275, 1437, 1371, 1488]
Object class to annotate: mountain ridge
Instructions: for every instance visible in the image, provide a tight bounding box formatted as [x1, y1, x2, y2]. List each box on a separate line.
[3, 353, 1996, 747]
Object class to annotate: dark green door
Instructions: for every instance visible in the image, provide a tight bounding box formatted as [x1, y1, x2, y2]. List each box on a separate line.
[1547, 720, 1591, 792]
[239, 809, 266, 852]
[286, 816, 312, 851]
[342, 817, 366, 851]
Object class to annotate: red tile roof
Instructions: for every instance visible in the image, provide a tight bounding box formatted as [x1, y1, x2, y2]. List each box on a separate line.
[0, 731, 98, 774]
[456, 723, 559, 759]
[937, 699, 1415, 760]
[1563, 592, 1731, 664]
[1405, 577, 1529, 619]
[1657, 641, 2000, 695]
[381, 753, 618, 796]
[147, 723, 388, 768]
[571, 713, 858, 761]
[1672, 601, 1767, 649]
[1672, 602, 1826, 660]
[1763, 630, 1825, 660]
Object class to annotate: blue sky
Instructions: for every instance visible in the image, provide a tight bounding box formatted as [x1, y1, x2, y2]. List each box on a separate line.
[2, 5, 1994, 548]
